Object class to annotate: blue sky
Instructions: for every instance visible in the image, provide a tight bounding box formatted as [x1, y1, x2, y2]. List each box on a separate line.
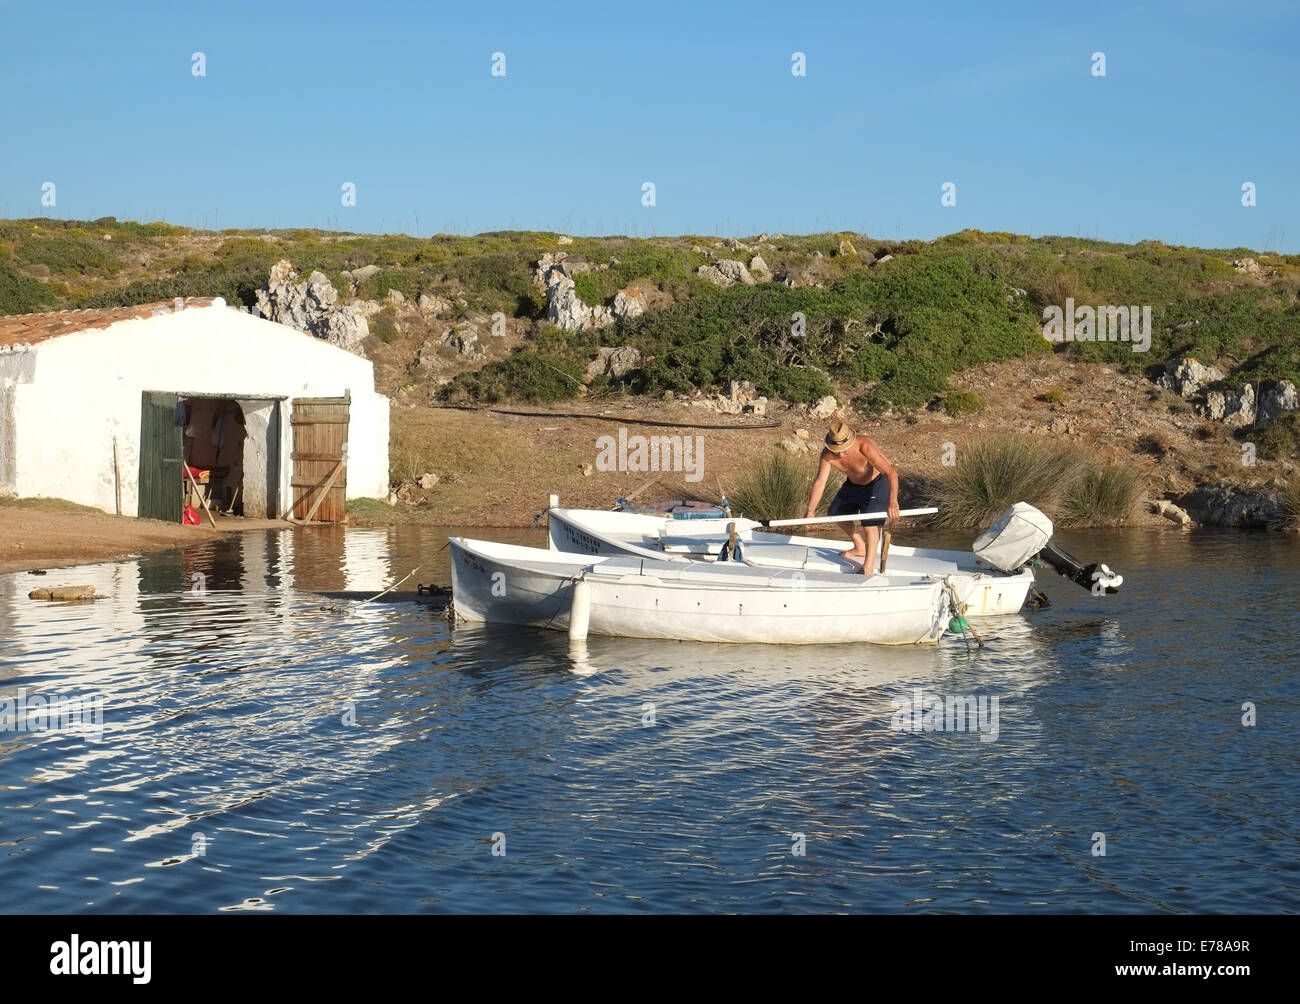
[1, 0, 1296, 250]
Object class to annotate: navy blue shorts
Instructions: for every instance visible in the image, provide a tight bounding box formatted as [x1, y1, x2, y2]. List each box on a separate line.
[828, 474, 890, 527]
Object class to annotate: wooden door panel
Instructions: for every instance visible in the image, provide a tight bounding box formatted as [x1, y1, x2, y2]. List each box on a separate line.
[290, 396, 348, 522]
[138, 391, 182, 523]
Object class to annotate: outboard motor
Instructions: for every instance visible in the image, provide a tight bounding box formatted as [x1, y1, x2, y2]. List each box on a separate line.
[972, 503, 1122, 596]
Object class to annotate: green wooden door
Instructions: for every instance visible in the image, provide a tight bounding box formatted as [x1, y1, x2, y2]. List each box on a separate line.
[138, 391, 183, 522]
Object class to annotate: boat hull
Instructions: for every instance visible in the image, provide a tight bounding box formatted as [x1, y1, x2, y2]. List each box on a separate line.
[450, 537, 948, 646]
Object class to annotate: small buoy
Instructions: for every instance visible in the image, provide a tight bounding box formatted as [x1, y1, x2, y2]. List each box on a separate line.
[948, 615, 969, 633]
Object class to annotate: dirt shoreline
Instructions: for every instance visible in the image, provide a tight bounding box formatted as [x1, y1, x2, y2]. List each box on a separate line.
[0, 502, 279, 574]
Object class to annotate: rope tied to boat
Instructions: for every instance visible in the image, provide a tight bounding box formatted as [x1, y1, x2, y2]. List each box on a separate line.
[943, 578, 983, 653]
[513, 510, 546, 545]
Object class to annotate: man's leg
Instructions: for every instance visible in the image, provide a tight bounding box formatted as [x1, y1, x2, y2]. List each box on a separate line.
[839, 521, 866, 558]
[860, 525, 880, 574]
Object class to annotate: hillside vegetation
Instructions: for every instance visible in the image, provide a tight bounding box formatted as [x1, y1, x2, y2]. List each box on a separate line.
[3, 217, 1298, 421]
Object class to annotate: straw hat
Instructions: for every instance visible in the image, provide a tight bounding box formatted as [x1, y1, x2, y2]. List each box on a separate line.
[824, 421, 856, 453]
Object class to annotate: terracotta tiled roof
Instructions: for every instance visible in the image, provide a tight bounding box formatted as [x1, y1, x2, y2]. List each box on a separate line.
[0, 297, 223, 349]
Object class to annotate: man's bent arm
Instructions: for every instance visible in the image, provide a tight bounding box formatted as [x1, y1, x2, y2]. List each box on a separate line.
[862, 438, 900, 517]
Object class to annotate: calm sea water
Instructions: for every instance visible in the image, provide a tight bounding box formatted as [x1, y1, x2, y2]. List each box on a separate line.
[1, 524, 1297, 914]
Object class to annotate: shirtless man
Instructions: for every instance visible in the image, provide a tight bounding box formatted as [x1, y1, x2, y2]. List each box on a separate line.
[804, 421, 901, 575]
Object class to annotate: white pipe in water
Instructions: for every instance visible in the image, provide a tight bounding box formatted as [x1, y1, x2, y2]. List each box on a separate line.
[568, 578, 591, 641]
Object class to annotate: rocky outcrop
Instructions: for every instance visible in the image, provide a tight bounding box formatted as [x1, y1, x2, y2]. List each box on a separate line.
[1203, 383, 1256, 426]
[1258, 380, 1299, 424]
[535, 253, 612, 331]
[748, 255, 771, 281]
[697, 259, 756, 287]
[1156, 358, 1298, 430]
[1157, 357, 1225, 398]
[256, 260, 369, 353]
[717, 259, 755, 285]
[439, 319, 485, 356]
[584, 345, 643, 381]
[533, 255, 650, 331]
[418, 292, 453, 315]
[1179, 484, 1282, 528]
[807, 395, 838, 420]
[687, 379, 768, 416]
[611, 285, 646, 322]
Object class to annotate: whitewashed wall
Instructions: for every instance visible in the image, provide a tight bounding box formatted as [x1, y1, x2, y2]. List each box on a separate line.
[1, 300, 390, 517]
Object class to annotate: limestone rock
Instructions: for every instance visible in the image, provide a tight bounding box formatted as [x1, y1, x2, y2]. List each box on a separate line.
[1157, 357, 1225, 398]
[255, 262, 369, 355]
[715, 259, 756, 285]
[1179, 484, 1281, 528]
[1153, 500, 1194, 526]
[1202, 383, 1255, 427]
[585, 345, 643, 381]
[1258, 380, 1299, 424]
[418, 293, 453, 315]
[323, 309, 369, 353]
[697, 264, 733, 287]
[417, 472, 439, 490]
[748, 255, 771, 281]
[809, 395, 838, 420]
[440, 322, 483, 356]
[611, 284, 646, 322]
[535, 254, 615, 330]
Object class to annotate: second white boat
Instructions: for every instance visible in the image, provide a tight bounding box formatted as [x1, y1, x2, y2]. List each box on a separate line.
[449, 537, 952, 646]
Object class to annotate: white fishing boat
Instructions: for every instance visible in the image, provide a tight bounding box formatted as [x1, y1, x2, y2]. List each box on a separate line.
[448, 537, 952, 646]
[545, 503, 1041, 617]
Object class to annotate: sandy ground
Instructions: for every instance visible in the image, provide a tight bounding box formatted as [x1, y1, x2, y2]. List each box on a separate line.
[0, 500, 282, 574]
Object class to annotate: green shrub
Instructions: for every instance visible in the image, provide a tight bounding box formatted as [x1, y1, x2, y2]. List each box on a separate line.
[942, 390, 986, 417]
[1040, 388, 1070, 405]
[371, 306, 399, 343]
[1254, 412, 1300, 460]
[438, 350, 583, 404]
[571, 271, 603, 306]
[1057, 459, 1144, 527]
[73, 267, 264, 310]
[0, 261, 53, 314]
[1279, 477, 1300, 530]
[729, 452, 816, 523]
[926, 436, 1144, 528]
[14, 230, 121, 276]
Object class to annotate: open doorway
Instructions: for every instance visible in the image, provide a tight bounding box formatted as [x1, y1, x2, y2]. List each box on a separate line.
[180, 397, 246, 515]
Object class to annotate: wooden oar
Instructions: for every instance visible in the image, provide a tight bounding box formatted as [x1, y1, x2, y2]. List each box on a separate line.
[879, 531, 891, 573]
[761, 507, 937, 528]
